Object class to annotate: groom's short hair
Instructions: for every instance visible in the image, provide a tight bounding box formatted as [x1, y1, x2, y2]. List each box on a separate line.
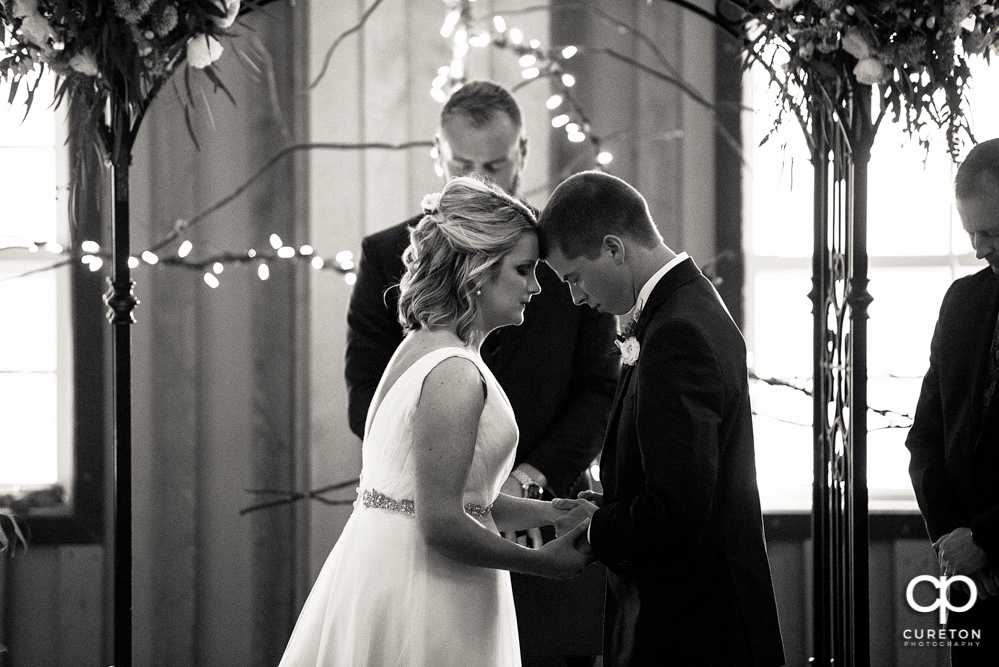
[537, 170, 661, 259]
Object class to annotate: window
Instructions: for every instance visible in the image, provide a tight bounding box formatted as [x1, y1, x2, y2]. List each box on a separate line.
[745, 58, 999, 512]
[0, 73, 74, 510]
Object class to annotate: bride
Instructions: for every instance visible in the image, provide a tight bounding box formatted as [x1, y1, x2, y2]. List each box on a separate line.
[278, 176, 593, 667]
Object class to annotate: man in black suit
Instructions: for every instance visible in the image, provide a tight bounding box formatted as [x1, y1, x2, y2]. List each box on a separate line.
[345, 81, 619, 665]
[542, 171, 785, 667]
[907, 138, 999, 665]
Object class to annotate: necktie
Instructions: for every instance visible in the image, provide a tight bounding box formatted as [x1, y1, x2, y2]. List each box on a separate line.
[984, 312, 999, 410]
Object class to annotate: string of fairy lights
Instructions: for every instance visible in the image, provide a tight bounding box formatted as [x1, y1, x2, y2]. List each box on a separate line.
[430, 0, 614, 169]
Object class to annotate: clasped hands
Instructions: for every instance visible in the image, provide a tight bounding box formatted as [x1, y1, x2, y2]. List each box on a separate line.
[551, 490, 602, 557]
[934, 527, 999, 600]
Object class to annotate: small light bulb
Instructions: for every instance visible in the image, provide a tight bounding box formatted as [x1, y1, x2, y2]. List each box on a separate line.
[562, 73, 576, 87]
[300, 245, 314, 256]
[529, 39, 540, 49]
[453, 41, 469, 59]
[142, 250, 159, 265]
[510, 28, 523, 44]
[562, 45, 578, 59]
[89, 257, 103, 272]
[28, 243, 38, 253]
[434, 162, 445, 177]
[430, 146, 439, 159]
[81, 240, 100, 253]
[340, 260, 355, 271]
[44, 242, 64, 254]
[213, 262, 224, 274]
[597, 151, 613, 165]
[128, 256, 140, 269]
[438, 65, 450, 76]
[565, 123, 579, 134]
[335, 250, 354, 263]
[469, 33, 490, 47]
[311, 256, 325, 270]
[269, 234, 283, 250]
[204, 273, 220, 288]
[248, 249, 257, 258]
[522, 67, 540, 80]
[440, 10, 460, 38]
[345, 272, 357, 286]
[178, 240, 193, 257]
[450, 59, 464, 80]
[431, 87, 447, 103]
[258, 263, 270, 281]
[81, 254, 95, 265]
[546, 94, 563, 110]
[432, 74, 448, 89]
[551, 114, 570, 128]
[493, 16, 506, 33]
[278, 246, 296, 259]
[568, 131, 586, 143]
[519, 54, 537, 67]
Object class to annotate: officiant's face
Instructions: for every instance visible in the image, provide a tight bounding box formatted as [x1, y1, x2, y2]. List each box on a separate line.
[436, 112, 527, 195]
[958, 188, 999, 274]
[545, 241, 631, 315]
[477, 231, 541, 330]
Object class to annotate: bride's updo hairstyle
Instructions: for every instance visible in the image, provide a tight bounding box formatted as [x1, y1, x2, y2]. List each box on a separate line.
[398, 176, 536, 342]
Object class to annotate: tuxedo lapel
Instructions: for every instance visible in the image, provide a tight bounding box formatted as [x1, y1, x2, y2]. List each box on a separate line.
[600, 258, 703, 491]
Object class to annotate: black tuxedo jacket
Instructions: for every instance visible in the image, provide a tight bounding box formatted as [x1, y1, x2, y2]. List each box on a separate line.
[907, 267, 999, 562]
[344, 216, 620, 497]
[588, 258, 785, 667]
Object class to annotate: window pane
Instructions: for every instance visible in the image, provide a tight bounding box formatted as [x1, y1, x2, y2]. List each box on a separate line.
[0, 372, 58, 485]
[868, 135, 955, 256]
[0, 267, 58, 372]
[0, 147, 58, 241]
[749, 269, 812, 379]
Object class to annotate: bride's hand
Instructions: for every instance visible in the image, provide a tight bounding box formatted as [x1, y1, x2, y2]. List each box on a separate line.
[539, 519, 594, 579]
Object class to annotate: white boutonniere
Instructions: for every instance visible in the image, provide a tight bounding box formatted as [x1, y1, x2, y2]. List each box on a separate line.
[615, 307, 642, 366]
[615, 336, 640, 366]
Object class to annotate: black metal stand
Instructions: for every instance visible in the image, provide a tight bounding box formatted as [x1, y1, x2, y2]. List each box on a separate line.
[103, 144, 138, 667]
[809, 87, 874, 667]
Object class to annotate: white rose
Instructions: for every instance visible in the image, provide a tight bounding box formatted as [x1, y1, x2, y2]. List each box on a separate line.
[853, 57, 887, 85]
[615, 336, 641, 366]
[421, 192, 442, 213]
[841, 27, 872, 60]
[211, 0, 241, 29]
[187, 34, 224, 69]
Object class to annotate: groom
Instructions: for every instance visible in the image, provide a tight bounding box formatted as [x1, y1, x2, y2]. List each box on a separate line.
[541, 171, 785, 666]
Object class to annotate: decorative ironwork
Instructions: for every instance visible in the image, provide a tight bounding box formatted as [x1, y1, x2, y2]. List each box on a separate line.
[808, 89, 874, 667]
[103, 277, 140, 325]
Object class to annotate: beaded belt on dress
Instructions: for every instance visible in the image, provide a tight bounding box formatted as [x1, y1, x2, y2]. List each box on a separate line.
[361, 489, 492, 518]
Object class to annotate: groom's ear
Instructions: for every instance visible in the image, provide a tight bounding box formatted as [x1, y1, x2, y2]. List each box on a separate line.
[603, 235, 627, 265]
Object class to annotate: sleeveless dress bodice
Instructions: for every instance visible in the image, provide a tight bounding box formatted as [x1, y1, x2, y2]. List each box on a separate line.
[278, 346, 522, 667]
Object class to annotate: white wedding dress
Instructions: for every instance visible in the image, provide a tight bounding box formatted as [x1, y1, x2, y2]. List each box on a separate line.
[278, 346, 522, 666]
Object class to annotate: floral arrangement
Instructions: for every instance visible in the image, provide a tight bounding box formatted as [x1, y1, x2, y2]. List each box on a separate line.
[0, 0, 257, 158]
[732, 0, 999, 155]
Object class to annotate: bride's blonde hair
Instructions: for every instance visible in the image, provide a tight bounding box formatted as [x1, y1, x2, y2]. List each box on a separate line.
[398, 176, 536, 342]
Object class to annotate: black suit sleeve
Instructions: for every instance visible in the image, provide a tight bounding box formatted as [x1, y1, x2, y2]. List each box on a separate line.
[906, 307, 966, 543]
[591, 318, 724, 567]
[526, 305, 619, 496]
[345, 235, 405, 440]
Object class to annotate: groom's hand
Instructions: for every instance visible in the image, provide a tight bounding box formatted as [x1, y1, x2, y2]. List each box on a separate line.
[552, 497, 597, 538]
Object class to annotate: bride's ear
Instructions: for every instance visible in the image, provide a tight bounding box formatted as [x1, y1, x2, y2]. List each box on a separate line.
[602, 235, 626, 265]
